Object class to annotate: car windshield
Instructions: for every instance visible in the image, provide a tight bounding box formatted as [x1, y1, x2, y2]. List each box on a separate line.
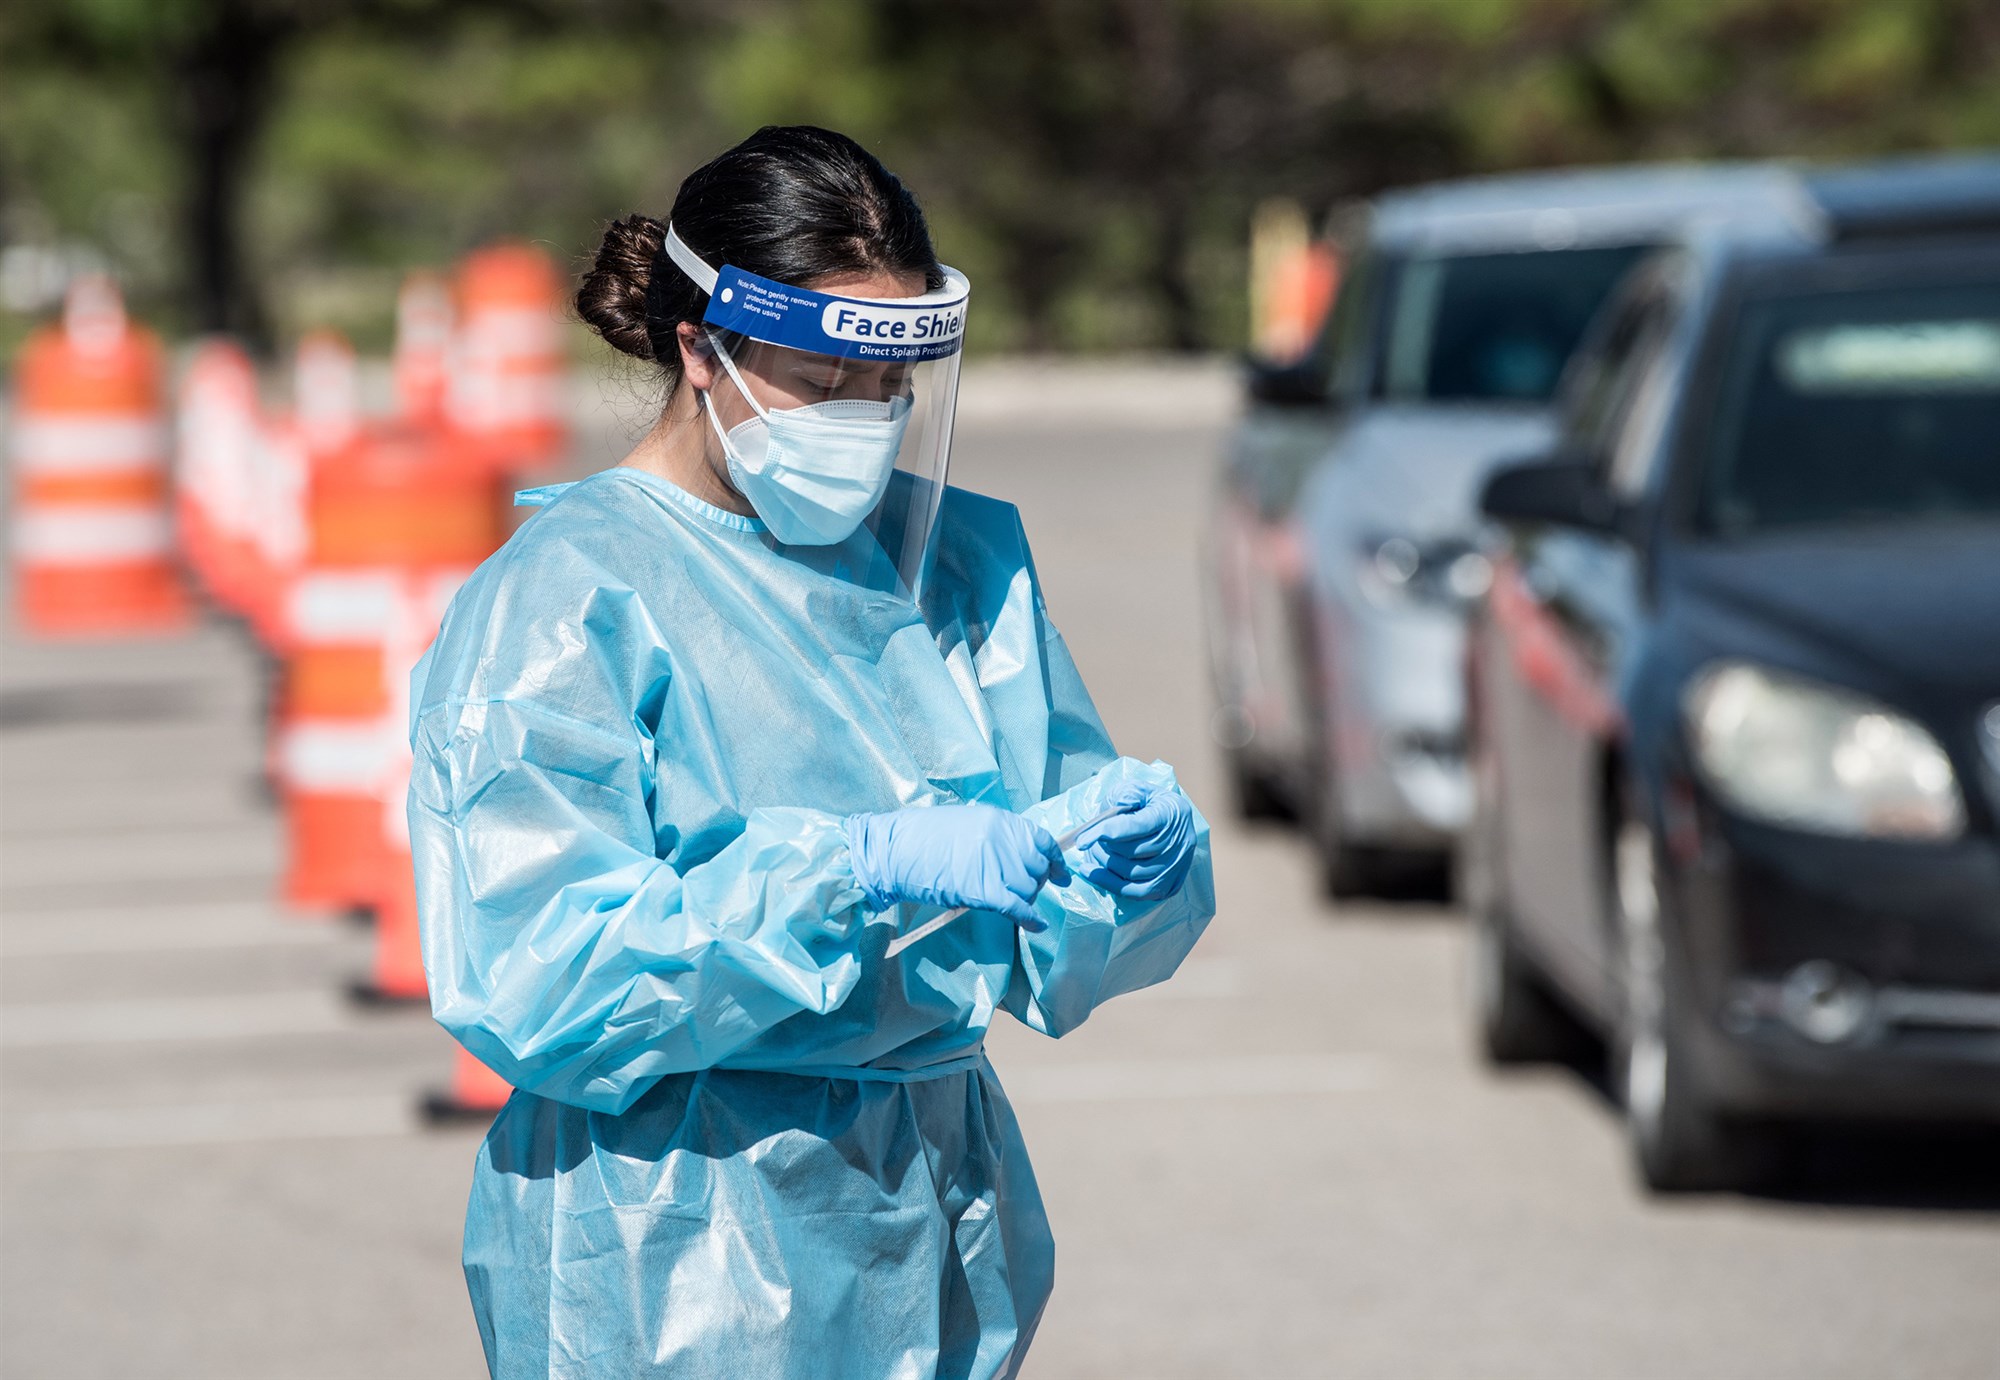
[1380, 245, 1649, 403]
[1698, 278, 2000, 534]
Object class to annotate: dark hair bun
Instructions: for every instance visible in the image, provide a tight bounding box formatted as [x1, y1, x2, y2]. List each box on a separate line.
[576, 214, 666, 360]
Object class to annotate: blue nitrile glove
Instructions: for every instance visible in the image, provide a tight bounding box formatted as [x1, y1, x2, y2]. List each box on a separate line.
[1072, 784, 1198, 903]
[846, 804, 1070, 931]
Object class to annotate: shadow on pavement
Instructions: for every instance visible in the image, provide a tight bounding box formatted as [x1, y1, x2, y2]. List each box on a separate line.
[1753, 1127, 2000, 1214]
[0, 680, 207, 731]
[1530, 1034, 2000, 1213]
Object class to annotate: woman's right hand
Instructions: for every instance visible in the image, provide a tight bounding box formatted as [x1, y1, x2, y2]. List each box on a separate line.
[845, 804, 1069, 930]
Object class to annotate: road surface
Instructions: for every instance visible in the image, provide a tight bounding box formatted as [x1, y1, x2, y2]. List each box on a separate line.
[4, 362, 1996, 1378]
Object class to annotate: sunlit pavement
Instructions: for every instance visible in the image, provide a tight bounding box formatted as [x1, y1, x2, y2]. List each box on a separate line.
[4, 365, 1997, 1379]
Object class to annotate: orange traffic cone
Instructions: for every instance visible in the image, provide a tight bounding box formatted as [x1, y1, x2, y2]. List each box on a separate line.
[422, 1047, 515, 1123]
[8, 275, 191, 637]
[448, 243, 569, 478]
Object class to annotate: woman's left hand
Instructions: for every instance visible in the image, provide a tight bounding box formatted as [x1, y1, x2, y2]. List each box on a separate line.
[1071, 785, 1197, 903]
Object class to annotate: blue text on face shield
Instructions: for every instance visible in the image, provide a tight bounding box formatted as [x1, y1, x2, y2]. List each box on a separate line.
[704, 261, 968, 363]
[822, 301, 966, 347]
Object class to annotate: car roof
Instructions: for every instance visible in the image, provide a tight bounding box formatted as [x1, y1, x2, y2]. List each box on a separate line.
[1366, 163, 1810, 255]
[1663, 152, 2000, 270]
[1802, 152, 2000, 241]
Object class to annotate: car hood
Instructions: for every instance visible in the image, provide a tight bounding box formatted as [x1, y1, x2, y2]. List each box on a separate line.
[1664, 523, 2000, 698]
[1297, 404, 1557, 550]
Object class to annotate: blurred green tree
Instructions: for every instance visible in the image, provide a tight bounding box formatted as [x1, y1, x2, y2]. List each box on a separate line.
[2, 0, 1995, 356]
[0, 0, 700, 345]
[3, 0, 382, 342]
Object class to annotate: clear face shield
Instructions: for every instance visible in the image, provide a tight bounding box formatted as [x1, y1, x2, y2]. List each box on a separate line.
[664, 225, 969, 602]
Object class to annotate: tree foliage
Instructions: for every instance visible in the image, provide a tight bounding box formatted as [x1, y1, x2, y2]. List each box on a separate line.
[4, 0, 1996, 354]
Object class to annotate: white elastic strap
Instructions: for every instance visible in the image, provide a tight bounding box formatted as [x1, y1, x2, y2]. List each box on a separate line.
[702, 328, 771, 422]
[695, 332, 754, 474]
[663, 223, 719, 295]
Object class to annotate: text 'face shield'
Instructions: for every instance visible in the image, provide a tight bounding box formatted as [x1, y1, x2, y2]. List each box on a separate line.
[667, 225, 969, 601]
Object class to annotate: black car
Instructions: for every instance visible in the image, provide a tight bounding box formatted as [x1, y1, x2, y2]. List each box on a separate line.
[1462, 154, 2000, 1191]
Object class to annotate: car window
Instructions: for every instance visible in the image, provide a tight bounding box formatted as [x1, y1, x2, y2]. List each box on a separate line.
[1315, 251, 1382, 403]
[1696, 278, 2000, 534]
[1562, 283, 1672, 464]
[1606, 328, 1680, 500]
[1380, 245, 1649, 404]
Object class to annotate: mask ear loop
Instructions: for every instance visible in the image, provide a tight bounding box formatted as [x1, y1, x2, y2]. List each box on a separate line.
[698, 372, 740, 463]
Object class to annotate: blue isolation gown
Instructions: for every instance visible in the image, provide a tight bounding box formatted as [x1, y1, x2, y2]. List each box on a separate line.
[408, 466, 1215, 1380]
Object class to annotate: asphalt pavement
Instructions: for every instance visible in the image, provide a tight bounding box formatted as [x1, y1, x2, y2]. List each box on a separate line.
[3, 361, 1997, 1378]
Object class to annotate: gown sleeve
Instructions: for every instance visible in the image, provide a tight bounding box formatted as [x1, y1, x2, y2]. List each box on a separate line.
[409, 603, 868, 1117]
[1000, 586, 1217, 1038]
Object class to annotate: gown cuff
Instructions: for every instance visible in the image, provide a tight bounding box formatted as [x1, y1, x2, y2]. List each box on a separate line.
[841, 812, 900, 912]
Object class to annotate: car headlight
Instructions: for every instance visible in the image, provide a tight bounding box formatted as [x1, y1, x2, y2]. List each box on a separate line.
[1359, 535, 1492, 609]
[1684, 661, 1964, 840]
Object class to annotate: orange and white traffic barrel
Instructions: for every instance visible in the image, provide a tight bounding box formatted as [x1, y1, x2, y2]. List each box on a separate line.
[274, 332, 379, 911]
[246, 418, 310, 650]
[448, 243, 569, 477]
[294, 329, 360, 460]
[8, 276, 190, 637]
[276, 368, 501, 914]
[245, 331, 354, 651]
[354, 568, 463, 1005]
[276, 557, 399, 913]
[1260, 243, 1341, 367]
[174, 338, 263, 616]
[393, 271, 453, 428]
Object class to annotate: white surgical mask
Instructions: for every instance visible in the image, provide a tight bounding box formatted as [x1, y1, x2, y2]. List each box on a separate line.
[702, 331, 912, 546]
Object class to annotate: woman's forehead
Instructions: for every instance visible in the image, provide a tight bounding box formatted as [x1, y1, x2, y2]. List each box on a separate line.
[805, 268, 930, 300]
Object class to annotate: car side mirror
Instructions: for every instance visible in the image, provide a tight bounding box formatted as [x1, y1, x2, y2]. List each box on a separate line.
[1244, 355, 1331, 407]
[1479, 453, 1626, 536]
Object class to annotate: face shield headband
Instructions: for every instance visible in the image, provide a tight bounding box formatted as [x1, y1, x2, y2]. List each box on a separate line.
[661, 223, 969, 367]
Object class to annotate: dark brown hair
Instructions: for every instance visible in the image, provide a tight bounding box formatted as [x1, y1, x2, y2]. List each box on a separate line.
[576, 126, 944, 393]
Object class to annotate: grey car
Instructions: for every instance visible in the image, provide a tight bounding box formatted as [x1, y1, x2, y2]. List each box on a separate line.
[1206, 163, 1807, 896]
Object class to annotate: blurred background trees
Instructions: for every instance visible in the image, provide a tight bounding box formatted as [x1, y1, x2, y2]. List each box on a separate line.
[4, 0, 1998, 356]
